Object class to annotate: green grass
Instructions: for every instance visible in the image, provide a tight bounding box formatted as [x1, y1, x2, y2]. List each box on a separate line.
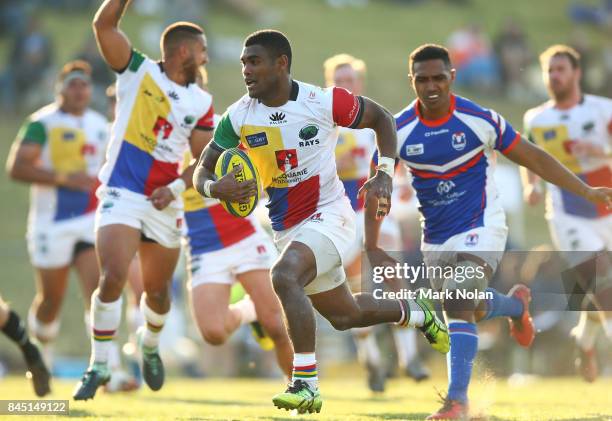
[0, 374, 610, 420]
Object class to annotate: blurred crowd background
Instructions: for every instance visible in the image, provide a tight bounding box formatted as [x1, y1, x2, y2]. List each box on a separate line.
[0, 0, 610, 383]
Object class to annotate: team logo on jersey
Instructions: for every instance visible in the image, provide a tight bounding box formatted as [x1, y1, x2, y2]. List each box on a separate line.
[168, 90, 179, 101]
[257, 245, 267, 254]
[245, 132, 269, 148]
[436, 180, 456, 195]
[184, 115, 195, 125]
[275, 149, 298, 172]
[153, 116, 173, 140]
[309, 212, 323, 222]
[81, 144, 97, 156]
[405, 143, 424, 156]
[464, 233, 479, 247]
[451, 132, 467, 151]
[543, 129, 557, 140]
[269, 112, 287, 124]
[582, 121, 595, 133]
[107, 189, 121, 199]
[299, 125, 319, 140]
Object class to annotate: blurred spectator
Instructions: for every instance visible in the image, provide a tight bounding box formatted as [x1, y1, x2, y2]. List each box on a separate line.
[494, 18, 532, 101]
[447, 24, 500, 92]
[569, 29, 596, 92]
[569, 0, 612, 28]
[0, 15, 53, 112]
[75, 37, 114, 113]
[0, 0, 28, 37]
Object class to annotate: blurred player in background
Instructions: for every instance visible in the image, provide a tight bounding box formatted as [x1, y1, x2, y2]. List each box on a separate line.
[367, 43, 611, 420]
[73, 0, 215, 400]
[522, 44, 612, 383]
[323, 53, 429, 392]
[6, 60, 107, 371]
[194, 30, 449, 414]
[0, 295, 50, 397]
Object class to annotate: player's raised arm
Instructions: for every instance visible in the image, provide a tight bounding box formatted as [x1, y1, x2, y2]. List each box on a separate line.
[353, 96, 397, 217]
[92, 0, 133, 72]
[505, 137, 612, 207]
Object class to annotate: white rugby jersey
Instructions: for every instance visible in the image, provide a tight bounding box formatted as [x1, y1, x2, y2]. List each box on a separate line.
[98, 50, 214, 199]
[335, 127, 376, 211]
[212, 80, 365, 231]
[391, 95, 520, 244]
[524, 94, 612, 220]
[16, 103, 108, 225]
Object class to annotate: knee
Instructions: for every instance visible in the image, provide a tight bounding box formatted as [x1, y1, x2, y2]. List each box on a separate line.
[99, 267, 127, 298]
[327, 314, 357, 331]
[271, 264, 298, 298]
[144, 290, 169, 309]
[201, 326, 228, 346]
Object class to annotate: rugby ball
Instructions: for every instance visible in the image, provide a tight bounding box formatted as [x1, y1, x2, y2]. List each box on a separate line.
[214, 148, 260, 217]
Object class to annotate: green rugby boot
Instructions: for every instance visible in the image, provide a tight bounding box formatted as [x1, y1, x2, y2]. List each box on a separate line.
[415, 298, 450, 354]
[272, 380, 322, 414]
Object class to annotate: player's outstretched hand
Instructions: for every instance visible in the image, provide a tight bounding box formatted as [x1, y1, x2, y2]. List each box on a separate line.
[148, 186, 175, 210]
[358, 171, 393, 219]
[62, 172, 97, 192]
[584, 186, 612, 209]
[211, 164, 257, 203]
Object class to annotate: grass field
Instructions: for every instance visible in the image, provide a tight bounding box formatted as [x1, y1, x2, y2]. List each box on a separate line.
[0, 374, 611, 420]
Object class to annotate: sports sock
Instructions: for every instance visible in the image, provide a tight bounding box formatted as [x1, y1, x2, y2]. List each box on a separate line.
[447, 320, 478, 404]
[397, 299, 426, 327]
[140, 294, 168, 350]
[292, 352, 318, 390]
[230, 296, 257, 325]
[91, 291, 123, 364]
[1, 310, 40, 364]
[352, 327, 381, 366]
[392, 326, 417, 368]
[572, 312, 600, 350]
[27, 308, 60, 343]
[480, 288, 523, 321]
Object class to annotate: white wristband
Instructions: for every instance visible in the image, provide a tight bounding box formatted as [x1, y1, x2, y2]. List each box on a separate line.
[202, 179, 214, 198]
[167, 178, 186, 199]
[376, 156, 395, 178]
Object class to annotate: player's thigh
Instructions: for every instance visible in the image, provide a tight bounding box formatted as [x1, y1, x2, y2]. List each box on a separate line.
[127, 254, 143, 302]
[272, 240, 318, 289]
[96, 224, 141, 284]
[238, 269, 282, 318]
[189, 283, 232, 332]
[138, 240, 180, 293]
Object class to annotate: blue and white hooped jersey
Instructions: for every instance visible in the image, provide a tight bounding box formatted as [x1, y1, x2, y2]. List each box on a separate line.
[394, 95, 520, 244]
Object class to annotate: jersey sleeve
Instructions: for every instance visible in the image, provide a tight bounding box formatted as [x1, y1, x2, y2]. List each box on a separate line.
[195, 104, 215, 131]
[116, 49, 146, 75]
[212, 113, 240, 150]
[489, 109, 520, 154]
[332, 87, 365, 129]
[17, 119, 46, 146]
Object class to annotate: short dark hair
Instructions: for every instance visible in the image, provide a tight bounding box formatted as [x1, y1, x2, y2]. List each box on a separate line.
[409, 44, 452, 73]
[539, 44, 581, 69]
[244, 30, 292, 72]
[161, 22, 204, 54]
[58, 60, 92, 82]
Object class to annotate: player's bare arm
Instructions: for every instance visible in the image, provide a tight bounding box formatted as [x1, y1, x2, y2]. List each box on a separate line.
[92, 0, 132, 72]
[6, 141, 95, 192]
[149, 129, 213, 210]
[193, 144, 257, 203]
[506, 137, 612, 207]
[356, 97, 396, 217]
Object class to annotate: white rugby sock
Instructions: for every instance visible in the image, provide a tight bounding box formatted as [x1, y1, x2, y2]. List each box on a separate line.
[230, 296, 257, 325]
[393, 326, 417, 368]
[27, 308, 60, 343]
[408, 299, 426, 327]
[91, 291, 123, 364]
[572, 312, 600, 350]
[352, 327, 381, 366]
[292, 352, 318, 390]
[140, 294, 168, 350]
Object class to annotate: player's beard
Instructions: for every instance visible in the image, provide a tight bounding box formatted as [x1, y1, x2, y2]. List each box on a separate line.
[183, 56, 199, 85]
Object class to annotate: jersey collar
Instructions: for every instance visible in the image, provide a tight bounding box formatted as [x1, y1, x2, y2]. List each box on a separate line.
[415, 94, 456, 127]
